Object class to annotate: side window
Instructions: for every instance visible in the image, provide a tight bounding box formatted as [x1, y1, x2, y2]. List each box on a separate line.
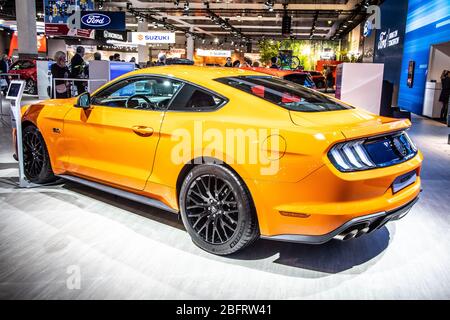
[91, 77, 183, 110]
[11, 61, 24, 70]
[22, 61, 34, 69]
[169, 84, 224, 111]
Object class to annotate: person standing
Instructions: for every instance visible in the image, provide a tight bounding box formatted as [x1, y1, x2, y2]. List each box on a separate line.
[155, 53, 166, 66]
[224, 57, 232, 67]
[232, 60, 241, 68]
[70, 46, 86, 95]
[51, 51, 70, 99]
[439, 70, 450, 121]
[269, 56, 278, 69]
[94, 52, 102, 61]
[0, 54, 10, 95]
[243, 57, 252, 67]
[130, 57, 139, 69]
[324, 67, 334, 93]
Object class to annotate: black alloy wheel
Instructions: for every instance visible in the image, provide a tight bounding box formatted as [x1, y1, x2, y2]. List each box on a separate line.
[186, 174, 239, 244]
[25, 79, 37, 95]
[22, 125, 55, 183]
[179, 164, 259, 255]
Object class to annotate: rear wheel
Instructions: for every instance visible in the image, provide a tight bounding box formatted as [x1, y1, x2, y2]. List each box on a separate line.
[25, 79, 36, 95]
[179, 164, 259, 255]
[23, 125, 56, 184]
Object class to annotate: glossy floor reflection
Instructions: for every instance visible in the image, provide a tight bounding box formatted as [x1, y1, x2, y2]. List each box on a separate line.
[0, 98, 449, 299]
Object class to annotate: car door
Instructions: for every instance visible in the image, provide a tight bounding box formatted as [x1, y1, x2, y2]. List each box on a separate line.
[63, 76, 183, 190]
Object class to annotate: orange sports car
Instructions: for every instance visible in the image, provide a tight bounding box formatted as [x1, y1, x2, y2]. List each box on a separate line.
[16, 65, 422, 255]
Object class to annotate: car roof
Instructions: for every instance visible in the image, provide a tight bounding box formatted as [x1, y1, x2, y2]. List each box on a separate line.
[125, 65, 266, 85]
[240, 66, 309, 77]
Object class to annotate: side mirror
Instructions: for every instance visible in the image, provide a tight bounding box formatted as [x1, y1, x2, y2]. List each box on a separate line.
[75, 92, 91, 109]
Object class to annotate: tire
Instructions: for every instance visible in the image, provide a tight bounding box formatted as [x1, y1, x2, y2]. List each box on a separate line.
[22, 125, 56, 184]
[25, 79, 36, 95]
[179, 164, 259, 255]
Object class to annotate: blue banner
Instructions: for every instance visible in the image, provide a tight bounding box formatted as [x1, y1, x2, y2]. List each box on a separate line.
[80, 11, 126, 30]
[398, 0, 450, 115]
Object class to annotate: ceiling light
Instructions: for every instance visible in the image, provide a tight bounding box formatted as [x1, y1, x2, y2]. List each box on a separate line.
[214, 37, 219, 43]
[184, 1, 189, 11]
[264, 1, 274, 12]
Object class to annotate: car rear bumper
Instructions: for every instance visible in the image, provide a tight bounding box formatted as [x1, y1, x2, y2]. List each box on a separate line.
[261, 196, 419, 244]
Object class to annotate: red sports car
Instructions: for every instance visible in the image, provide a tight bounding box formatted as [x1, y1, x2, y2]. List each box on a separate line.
[9, 59, 37, 95]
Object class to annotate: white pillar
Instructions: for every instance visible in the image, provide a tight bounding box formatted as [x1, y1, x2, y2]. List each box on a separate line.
[15, 0, 38, 58]
[186, 27, 194, 60]
[138, 19, 149, 64]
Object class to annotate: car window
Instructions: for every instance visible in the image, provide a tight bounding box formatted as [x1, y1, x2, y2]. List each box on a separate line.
[11, 60, 34, 70]
[169, 84, 224, 111]
[92, 77, 183, 110]
[215, 76, 352, 112]
[283, 74, 307, 85]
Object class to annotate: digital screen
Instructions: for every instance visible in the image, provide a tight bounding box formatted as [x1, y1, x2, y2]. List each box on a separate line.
[7, 83, 22, 98]
[110, 62, 135, 80]
[407, 60, 415, 88]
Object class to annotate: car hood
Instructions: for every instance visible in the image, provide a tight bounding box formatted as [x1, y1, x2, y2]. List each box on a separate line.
[289, 108, 411, 140]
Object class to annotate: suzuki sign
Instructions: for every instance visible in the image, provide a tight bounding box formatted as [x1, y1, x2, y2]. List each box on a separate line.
[132, 32, 176, 44]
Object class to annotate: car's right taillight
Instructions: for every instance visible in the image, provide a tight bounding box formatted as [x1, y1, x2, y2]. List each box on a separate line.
[328, 131, 418, 172]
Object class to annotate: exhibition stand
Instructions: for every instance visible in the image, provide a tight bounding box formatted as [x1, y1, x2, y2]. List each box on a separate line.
[89, 60, 135, 92]
[52, 78, 108, 98]
[0, 73, 21, 117]
[423, 81, 443, 118]
[6, 80, 30, 188]
[335, 63, 384, 115]
[36, 60, 54, 100]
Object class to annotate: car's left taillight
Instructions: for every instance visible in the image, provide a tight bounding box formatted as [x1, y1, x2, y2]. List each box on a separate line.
[328, 131, 418, 172]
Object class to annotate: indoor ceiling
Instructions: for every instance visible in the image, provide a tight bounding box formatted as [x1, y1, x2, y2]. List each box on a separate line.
[105, 0, 383, 42]
[0, 0, 383, 42]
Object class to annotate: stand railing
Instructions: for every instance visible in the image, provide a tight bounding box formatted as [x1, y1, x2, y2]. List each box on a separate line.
[52, 78, 107, 99]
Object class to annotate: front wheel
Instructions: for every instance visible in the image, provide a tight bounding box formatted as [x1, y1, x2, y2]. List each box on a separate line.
[179, 165, 259, 255]
[23, 125, 56, 183]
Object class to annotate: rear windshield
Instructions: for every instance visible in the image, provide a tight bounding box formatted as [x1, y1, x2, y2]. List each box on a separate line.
[215, 76, 352, 112]
[283, 73, 315, 88]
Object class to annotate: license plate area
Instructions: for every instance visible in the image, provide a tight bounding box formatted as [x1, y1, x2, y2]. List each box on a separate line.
[392, 170, 417, 193]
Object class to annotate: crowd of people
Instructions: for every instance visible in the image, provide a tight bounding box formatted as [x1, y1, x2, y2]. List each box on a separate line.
[223, 56, 259, 68]
[48, 47, 171, 98]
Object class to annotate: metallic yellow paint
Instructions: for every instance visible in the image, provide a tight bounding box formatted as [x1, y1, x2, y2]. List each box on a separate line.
[19, 65, 422, 238]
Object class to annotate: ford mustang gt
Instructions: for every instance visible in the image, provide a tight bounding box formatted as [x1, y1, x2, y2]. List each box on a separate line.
[16, 66, 422, 255]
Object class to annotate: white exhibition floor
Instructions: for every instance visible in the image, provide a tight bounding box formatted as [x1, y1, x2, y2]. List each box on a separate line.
[0, 97, 449, 299]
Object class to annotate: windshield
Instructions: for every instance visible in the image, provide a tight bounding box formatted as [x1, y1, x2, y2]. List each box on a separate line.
[215, 76, 352, 112]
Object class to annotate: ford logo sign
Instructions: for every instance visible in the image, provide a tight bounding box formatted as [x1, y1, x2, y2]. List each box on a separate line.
[81, 13, 111, 27]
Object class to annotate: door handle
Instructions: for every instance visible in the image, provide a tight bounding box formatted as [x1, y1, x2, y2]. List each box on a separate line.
[132, 126, 154, 137]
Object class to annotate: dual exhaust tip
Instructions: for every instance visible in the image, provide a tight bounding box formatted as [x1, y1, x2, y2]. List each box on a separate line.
[334, 224, 370, 241]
